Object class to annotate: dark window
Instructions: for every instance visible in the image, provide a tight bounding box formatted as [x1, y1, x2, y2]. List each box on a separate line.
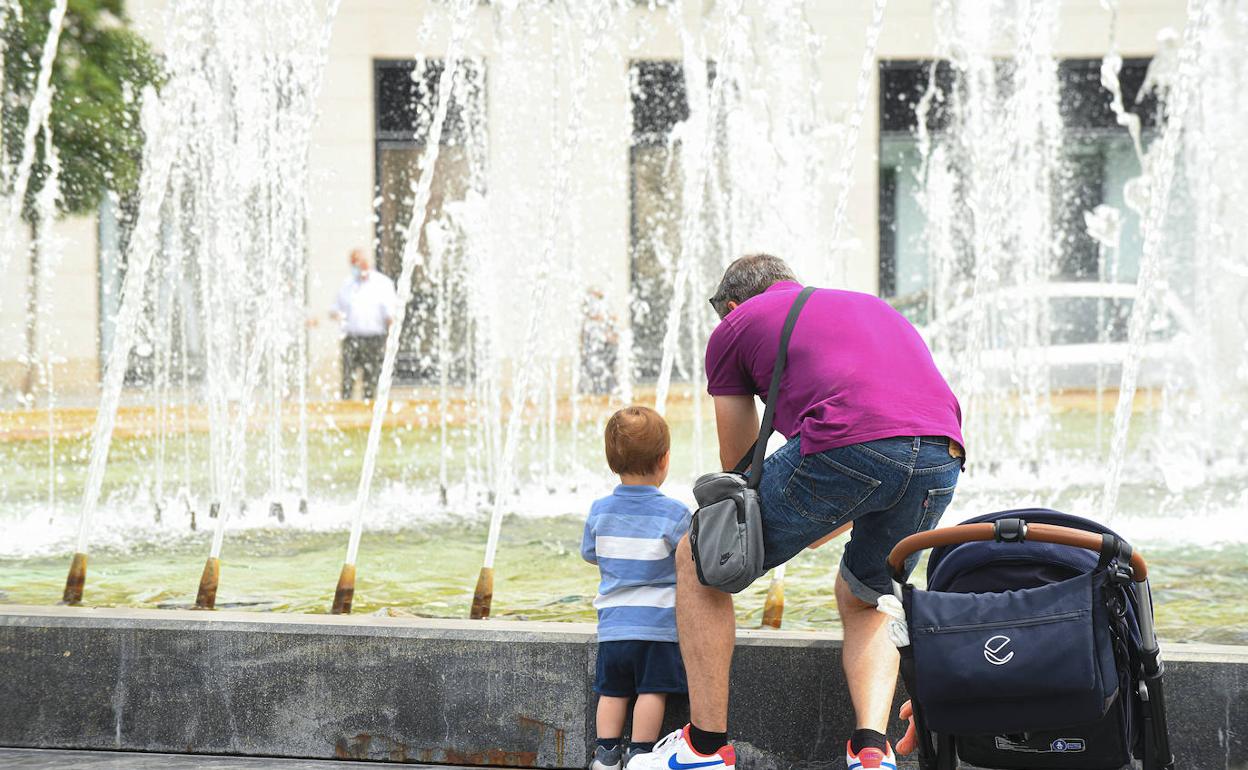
[632, 60, 691, 145]
[627, 60, 718, 381]
[878, 57, 1156, 309]
[373, 58, 485, 385]
[1056, 59, 1161, 131]
[878, 58, 1158, 137]
[879, 60, 957, 135]
[878, 166, 898, 298]
[376, 59, 474, 143]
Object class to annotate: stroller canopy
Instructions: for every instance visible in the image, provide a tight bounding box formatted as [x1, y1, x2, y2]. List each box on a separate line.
[924, 508, 1143, 644]
[925, 508, 1131, 591]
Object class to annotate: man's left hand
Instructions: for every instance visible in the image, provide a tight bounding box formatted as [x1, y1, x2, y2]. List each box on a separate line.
[896, 700, 918, 755]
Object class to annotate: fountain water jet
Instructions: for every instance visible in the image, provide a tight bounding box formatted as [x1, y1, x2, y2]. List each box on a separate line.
[61, 89, 177, 605]
[331, 0, 476, 615]
[1099, 0, 1207, 522]
[757, 0, 889, 629]
[0, 0, 1236, 626]
[0, 0, 66, 291]
[187, 0, 341, 609]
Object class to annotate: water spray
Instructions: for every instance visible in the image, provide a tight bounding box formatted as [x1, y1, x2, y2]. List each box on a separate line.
[1100, 0, 1207, 522]
[753, 0, 888, 629]
[185, 0, 343, 609]
[827, 0, 888, 267]
[331, 0, 475, 615]
[196, 322, 268, 609]
[59, 91, 177, 605]
[652, 0, 725, 416]
[297, 0, 346, 523]
[469, 0, 606, 620]
[0, 0, 67, 285]
[34, 125, 62, 527]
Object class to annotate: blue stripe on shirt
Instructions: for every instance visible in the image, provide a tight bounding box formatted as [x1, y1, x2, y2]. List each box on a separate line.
[596, 554, 676, 581]
[596, 605, 679, 643]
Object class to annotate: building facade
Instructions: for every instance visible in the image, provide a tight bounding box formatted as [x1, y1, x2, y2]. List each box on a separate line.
[0, 0, 1188, 404]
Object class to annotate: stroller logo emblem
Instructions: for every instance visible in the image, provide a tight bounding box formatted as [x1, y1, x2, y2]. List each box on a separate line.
[983, 635, 1014, 665]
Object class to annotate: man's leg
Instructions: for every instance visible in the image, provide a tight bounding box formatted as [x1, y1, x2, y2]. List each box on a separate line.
[836, 573, 897, 733]
[361, 337, 383, 400]
[341, 338, 356, 400]
[836, 436, 961, 760]
[674, 536, 734, 733]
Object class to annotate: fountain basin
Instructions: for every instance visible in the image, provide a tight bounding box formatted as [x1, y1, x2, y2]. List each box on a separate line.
[1, 605, 1244, 769]
[2, 514, 1246, 644]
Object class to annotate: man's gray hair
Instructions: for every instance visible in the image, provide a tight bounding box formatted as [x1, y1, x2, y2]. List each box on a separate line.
[709, 254, 798, 318]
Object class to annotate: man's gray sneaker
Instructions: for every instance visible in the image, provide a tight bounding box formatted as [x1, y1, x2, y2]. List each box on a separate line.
[589, 744, 622, 770]
[623, 747, 650, 768]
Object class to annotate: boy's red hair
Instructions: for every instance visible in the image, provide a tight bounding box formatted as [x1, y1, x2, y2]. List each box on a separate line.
[604, 406, 670, 476]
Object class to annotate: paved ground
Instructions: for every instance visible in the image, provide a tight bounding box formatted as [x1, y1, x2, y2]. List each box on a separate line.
[0, 749, 455, 769]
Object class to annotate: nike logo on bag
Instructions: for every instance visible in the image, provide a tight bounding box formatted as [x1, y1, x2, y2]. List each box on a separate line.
[668, 756, 723, 770]
[719, 552, 732, 565]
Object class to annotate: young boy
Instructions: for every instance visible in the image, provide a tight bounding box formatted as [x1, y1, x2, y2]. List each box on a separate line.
[582, 406, 690, 770]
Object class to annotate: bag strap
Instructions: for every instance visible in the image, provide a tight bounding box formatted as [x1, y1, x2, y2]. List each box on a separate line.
[732, 286, 816, 489]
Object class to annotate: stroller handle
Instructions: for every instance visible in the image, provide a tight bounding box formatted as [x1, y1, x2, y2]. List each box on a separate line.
[888, 522, 1149, 582]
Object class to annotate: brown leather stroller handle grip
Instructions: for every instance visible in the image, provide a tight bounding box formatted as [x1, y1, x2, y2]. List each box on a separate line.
[887, 522, 1149, 582]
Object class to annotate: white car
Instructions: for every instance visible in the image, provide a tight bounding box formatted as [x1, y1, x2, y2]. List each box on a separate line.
[914, 282, 1194, 390]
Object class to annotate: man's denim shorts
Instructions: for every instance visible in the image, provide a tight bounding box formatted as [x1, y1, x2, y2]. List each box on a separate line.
[757, 435, 962, 604]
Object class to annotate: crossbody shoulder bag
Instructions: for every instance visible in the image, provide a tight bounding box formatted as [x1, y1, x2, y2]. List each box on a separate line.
[689, 286, 815, 593]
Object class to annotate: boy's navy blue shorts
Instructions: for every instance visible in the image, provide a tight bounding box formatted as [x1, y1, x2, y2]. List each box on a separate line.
[594, 640, 687, 696]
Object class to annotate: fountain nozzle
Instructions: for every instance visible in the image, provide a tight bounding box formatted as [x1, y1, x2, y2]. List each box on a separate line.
[470, 567, 494, 619]
[330, 563, 356, 614]
[61, 552, 88, 605]
[761, 574, 785, 630]
[194, 557, 220, 610]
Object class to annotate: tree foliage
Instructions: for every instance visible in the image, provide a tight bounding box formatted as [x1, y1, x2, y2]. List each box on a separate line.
[2, 0, 162, 221]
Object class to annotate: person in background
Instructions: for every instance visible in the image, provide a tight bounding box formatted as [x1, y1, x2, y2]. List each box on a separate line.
[330, 249, 397, 400]
[582, 406, 690, 770]
[581, 287, 621, 396]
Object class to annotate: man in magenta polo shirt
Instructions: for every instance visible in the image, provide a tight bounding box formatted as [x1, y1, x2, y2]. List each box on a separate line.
[634, 254, 964, 770]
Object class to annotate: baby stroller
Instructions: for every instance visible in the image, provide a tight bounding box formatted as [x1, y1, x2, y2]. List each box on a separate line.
[887, 509, 1174, 770]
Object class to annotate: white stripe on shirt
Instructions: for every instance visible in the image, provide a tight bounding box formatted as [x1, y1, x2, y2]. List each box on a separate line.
[594, 584, 677, 610]
[595, 535, 670, 561]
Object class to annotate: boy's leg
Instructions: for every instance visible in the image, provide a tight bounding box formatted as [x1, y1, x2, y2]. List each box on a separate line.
[630, 693, 667, 743]
[597, 695, 630, 743]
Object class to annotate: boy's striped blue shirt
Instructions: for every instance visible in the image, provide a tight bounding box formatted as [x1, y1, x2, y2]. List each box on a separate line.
[581, 484, 690, 643]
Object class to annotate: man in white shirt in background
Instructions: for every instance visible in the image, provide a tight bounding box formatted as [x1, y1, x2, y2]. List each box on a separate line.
[330, 249, 397, 400]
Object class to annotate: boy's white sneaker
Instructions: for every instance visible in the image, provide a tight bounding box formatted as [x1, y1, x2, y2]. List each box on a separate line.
[626, 726, 735, 770]
[589, 744, 622, 770]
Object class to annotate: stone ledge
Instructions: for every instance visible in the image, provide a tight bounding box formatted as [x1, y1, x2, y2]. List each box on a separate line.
[0, 606, 1243, 769]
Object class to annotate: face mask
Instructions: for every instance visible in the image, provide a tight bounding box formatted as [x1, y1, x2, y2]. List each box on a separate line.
[351, 266, 362, 280]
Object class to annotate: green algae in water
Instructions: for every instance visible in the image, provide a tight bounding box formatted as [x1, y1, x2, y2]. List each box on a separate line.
[1, 515, 1243, 645]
